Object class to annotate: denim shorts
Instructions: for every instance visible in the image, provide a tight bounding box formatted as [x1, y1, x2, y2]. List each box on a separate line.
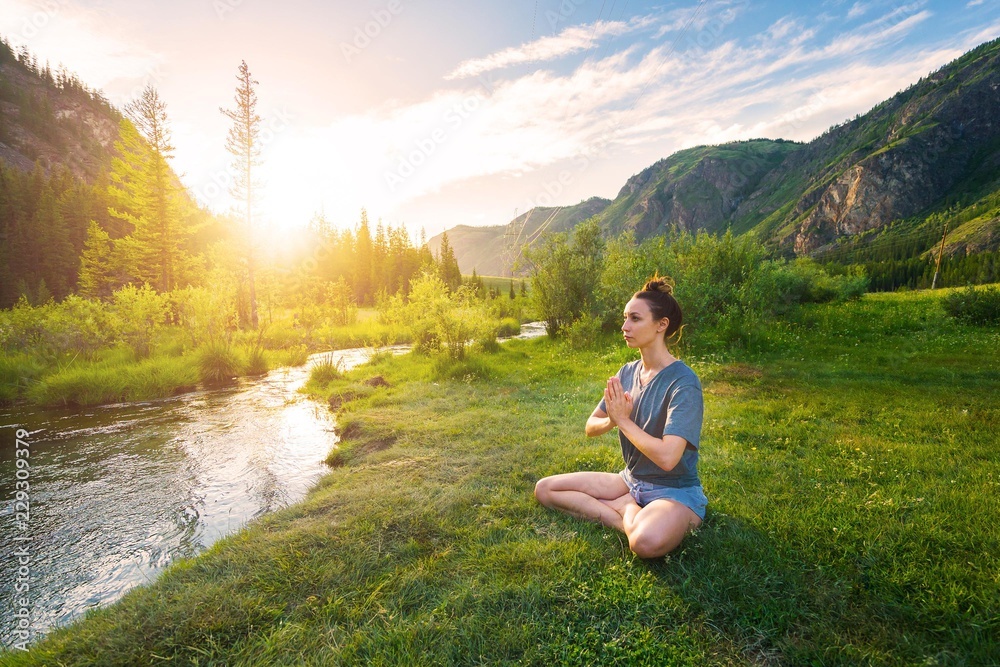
[620, 468, 708, 520]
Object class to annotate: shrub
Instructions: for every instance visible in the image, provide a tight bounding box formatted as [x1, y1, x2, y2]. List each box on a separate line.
[173, 284, 237, 348]
[199, 342, 241, 386]
[789, 259, 869, 303]
[524, 219, 604, 336]
[497, 317, 521, 338]
[112, 283, 171, 358]
[942, 284, 1000, 325]
[564, 314, 605, 351]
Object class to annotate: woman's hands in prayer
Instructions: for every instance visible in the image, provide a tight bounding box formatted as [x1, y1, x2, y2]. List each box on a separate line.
[604, 376, 633, 427]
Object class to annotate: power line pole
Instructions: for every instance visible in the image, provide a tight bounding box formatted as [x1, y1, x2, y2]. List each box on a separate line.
[931, 220, 949, 289]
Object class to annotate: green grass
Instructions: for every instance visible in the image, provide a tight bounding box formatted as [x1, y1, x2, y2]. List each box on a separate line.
[24, 353, 200, 406]
[3, 289, 998, 664]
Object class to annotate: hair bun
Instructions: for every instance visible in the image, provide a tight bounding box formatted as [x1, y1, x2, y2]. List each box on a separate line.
[642, 277, 673, 295]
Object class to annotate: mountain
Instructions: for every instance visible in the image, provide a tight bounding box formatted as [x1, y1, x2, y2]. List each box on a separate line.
[600, 37, 1000, 259]
[427, 197, 611, 275]
[0, 37, 214, 308]
[434, 37, 1000, 276]
[0, 38, 120, 180]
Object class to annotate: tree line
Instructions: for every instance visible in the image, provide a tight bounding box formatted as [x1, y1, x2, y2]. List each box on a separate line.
[0, 42, 471, 323]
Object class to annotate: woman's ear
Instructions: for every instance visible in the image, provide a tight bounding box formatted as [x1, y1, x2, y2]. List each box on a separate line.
[658, 317, 669, 332]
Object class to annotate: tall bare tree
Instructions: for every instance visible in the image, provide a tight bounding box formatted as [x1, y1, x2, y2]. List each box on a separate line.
[220, 60, 262, 328]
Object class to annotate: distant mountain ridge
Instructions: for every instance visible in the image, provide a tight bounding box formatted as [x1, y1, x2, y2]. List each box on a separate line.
[436, 37, 1000, 273]
[428, 197, 611, 275]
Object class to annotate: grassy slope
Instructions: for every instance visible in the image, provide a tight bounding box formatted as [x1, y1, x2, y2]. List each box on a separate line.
[3, 290, 998, 665]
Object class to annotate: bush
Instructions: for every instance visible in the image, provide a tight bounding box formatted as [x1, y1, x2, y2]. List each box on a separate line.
[789, 259, 869, 303]
[497, 317, 521, 338]
[564, 314, 605, 351]
[113, 283, 171, 358]
[942, 284, 1000, 325]
[524, 219, 604, 336]
[199, 342, 241, 386]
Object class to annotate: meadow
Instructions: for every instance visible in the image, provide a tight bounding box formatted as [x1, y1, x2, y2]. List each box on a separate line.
[2, 287, 997, 665]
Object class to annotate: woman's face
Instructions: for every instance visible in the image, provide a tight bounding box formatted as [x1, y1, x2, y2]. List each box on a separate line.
[622, 297, 667, 348]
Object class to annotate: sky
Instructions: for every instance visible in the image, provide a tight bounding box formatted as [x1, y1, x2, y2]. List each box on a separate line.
[1, 0, 999, 241]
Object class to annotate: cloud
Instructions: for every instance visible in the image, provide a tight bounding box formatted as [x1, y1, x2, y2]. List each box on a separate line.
[967, 0, 984, 6]
[847, 2, 870, 20]
[445, 16, 654, 80]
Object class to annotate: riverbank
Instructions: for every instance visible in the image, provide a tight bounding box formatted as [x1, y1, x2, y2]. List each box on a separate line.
[4, 290, 998, 664]
[0, 308, 419, 408]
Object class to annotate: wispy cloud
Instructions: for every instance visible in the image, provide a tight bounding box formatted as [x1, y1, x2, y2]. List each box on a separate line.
[967, 0, 984, 6]
[847, 2, 870, 20]
[361, 2, 960, 201]
[445, 16, 655, 80]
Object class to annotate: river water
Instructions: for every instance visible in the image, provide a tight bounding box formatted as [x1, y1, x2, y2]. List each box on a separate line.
[0, 323, 546, 647]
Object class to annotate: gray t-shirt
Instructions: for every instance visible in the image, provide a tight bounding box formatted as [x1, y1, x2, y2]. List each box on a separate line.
[597, 359, 703, 488]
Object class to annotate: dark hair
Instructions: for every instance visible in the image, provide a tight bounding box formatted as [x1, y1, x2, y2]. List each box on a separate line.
[633, 276, 682, 338]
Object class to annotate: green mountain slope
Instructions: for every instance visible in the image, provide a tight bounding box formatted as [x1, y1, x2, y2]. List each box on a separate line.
[598, 37, 1000, 259]
[0, 38, 120, 180]
[428, 197, 611, 275]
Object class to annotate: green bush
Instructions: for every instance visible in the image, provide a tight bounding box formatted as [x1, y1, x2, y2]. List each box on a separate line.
[564, 314, 605, 351]
[497, 317, 521, 338]
[198, 343, 241, 386]
[789, 259, 869, 303]
[942, 284, 1000, 325]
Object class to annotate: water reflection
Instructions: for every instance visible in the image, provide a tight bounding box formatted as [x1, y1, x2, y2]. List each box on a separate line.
[0, 344, 406, 644]
[0, 326, 544, 645]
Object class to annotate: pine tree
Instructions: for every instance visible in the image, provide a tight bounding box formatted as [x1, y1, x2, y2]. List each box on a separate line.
[220, 60, 262, 328]
[78, 220, 116, 299]
[108, 87, 192, 294]
[438, 231, 462, 291]
[353, 209, 373, 304]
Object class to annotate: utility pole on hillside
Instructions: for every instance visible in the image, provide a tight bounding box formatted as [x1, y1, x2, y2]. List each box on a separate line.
[931, 220, 949, 289]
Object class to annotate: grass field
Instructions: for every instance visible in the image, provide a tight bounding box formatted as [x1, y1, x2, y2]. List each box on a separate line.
[3, 289, 997, 665]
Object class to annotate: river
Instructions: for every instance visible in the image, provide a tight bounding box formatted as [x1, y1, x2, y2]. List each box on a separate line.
[0, 322, 546, 647]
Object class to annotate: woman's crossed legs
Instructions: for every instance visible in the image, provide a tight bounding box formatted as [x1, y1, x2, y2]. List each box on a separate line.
[534, 471, 701, 559]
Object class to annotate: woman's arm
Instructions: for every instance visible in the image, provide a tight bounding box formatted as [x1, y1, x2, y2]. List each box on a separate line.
[585, 406, 615, 437]
[604, 377, 688, 471]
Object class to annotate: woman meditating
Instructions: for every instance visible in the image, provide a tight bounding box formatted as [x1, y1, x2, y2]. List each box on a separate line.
[535, 277, 706, 558]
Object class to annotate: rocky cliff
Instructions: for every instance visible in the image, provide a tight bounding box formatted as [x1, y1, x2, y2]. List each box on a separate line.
[0, 37, 120, 182]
